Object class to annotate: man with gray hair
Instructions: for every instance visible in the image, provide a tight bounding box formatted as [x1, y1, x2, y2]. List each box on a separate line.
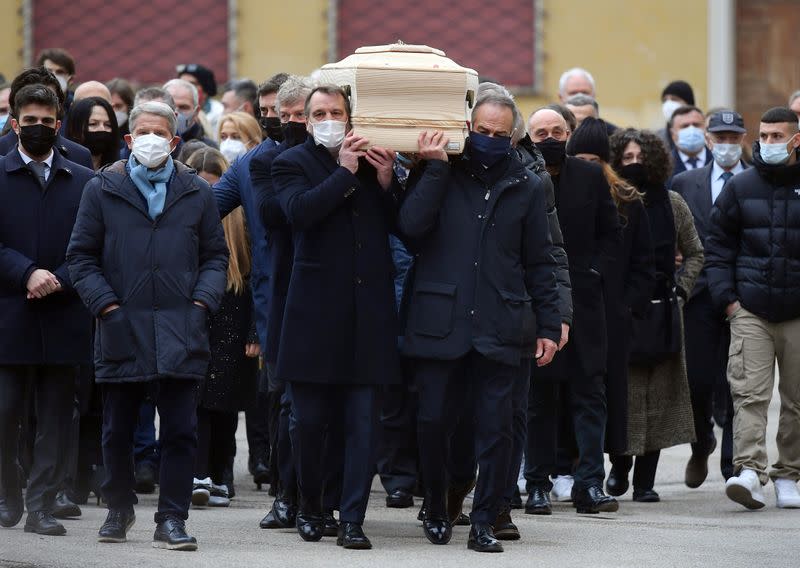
[163, 79, 216, 148]
[789, 90, 800, 120]
[133, 87, 175, 110]
[558, 69, 617, 133]
[565, 93, 599, 127]
[399, 86, 561, 552]
[67, 100, 228, 551]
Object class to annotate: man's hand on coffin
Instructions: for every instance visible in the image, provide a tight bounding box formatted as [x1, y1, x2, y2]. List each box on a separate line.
[417, 130, 449, 162]
[339, 130, 368, 174]
[365, 146, 397, 190]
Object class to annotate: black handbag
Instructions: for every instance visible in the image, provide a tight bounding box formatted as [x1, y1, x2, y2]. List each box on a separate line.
[629, 276, 681, 366]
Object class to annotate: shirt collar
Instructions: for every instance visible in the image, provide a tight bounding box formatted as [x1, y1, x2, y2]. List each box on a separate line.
[18, 146, 55, 170]
[711, 158, 744, 180]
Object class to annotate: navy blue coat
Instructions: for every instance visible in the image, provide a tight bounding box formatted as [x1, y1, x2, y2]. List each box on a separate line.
[0, 149, 95, 364]
[250, 140, 291, 365]
[0, 130, 94, 170]
[67, 160, 228, 382]
[271, 137, 401, 385]
[398, 156, 562, 367]
[213, 138, 278, 352]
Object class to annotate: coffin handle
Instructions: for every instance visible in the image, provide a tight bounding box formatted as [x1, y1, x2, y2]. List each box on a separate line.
[466, 90, 475, 108]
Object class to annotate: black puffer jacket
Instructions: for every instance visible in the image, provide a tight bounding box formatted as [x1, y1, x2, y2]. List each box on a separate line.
[706, 146, 800, 322]
[67, 160, 229, 382]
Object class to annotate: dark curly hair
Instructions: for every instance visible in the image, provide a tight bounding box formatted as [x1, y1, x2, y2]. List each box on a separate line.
[609, 128, 672, 187]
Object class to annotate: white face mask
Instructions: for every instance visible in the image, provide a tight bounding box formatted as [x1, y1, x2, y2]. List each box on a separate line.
[131, 133, 172, 168]
[311, 119, 347, 149]
[662, 99, 683, 123]
[56, 75, 69, 94]
[220, 138, 247, 163]
[711, 143, 742, 168]
[114, 110, 128, 128]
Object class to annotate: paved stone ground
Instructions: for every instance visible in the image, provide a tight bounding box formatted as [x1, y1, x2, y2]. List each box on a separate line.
[0, 385, 796, 568]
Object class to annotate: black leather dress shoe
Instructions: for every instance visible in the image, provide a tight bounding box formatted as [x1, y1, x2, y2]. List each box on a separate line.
[417, 501, 426, 522]
[454, 512, 471, 526]
[572, 484, 619, 514]
[24, 511, 66, 536]
[386, 488, 414, 509]
[524, 486, 552, 515]
[422, 516, 452, 545]
[295, 512, 324, 542]
[0, 487, 24, 528]
[606, 467, 630, 497]
[252, 460, 270, 489]
[447, 479, 476, 524]
[274, 497, 297, 526]
[323, 511, 339, 537]
[632, 489, 660, 503]
[98, 508, 135, 543]
[52, 490, 82, 519]
[467, 523, 503, 553]
[259, 509, 281, 529]
[336, 522, 372, 549]
[493, 509, 520, 541]
[153, 517, 197, 551]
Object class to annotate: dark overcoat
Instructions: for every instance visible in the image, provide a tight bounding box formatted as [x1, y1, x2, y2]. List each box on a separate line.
[271, 137, 401, 385]
[602, 200, 655, 454]
[398, 155, 562, 367]
[67, 160, 228, 382]
[541, 156, 622, 380]
[250, 140, 292, 365]
[0, 149, 95, 364]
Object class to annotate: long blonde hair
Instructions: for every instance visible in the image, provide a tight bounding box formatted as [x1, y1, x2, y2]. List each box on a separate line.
[602, 162, 643, 224]
[184, 148, 252, 294]
[217, 111, 263, 150]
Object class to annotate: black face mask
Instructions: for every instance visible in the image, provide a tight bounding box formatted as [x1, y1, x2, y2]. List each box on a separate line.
[535, 137, 567, 166]
[281, 121, 308, 147]
[619, 163, 648, 189]
[259, 116, 283, 142]
[83, 130, 115, 156]
[19, 124, 58, 156]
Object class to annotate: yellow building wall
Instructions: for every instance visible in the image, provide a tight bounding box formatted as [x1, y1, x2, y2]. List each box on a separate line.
[0, 0, 23, 85]
[236, 0, 708, 131]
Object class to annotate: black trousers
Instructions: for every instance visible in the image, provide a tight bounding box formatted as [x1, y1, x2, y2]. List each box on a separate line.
[245, 389, 270, 464]
[276, 386, 296, 498]
[376, 380, 419, 494]
[610, 451, 661, 491]
[195, 407, 238, 483]
[526, 369, 607, 492]
[0, 365, 75, 512]
[414, 351, 515, 525]
[102, 379, 198, 523]
[501, 360, 531, 508]
[288, 382, 377, 524]
[266, 366, 282, 487]
[684, 288, 734, 477]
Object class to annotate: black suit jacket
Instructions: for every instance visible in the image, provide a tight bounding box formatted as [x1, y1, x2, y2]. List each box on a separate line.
[671, 161, 749, 298]
[669, 146, 712, 182]
[0, 130, 94, 170]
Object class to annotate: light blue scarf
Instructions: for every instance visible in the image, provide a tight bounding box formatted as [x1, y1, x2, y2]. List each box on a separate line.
[128, 156, 175, 220]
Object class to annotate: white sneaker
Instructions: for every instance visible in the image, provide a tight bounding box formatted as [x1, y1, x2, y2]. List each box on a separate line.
[551, 475, 574, 502]
[191, 477, 212, 507]
[208, 483, 231, 507]
[774, 478, 800, 509]
[725, 469, 765, 510]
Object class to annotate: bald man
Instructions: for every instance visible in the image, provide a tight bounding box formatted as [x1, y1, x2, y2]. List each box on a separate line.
[523, 108, 621, 515]
[73, 81, 112, 103]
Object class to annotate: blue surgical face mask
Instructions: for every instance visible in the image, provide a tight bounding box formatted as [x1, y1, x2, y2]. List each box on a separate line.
[677, 125, 706, 154]
[711, 143, 742, 168]
[469, 131, 511, 168]
[760, 140, 792, 165]
[0, 114, 7, 131]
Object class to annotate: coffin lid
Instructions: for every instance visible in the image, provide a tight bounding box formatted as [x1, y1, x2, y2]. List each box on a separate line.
[324, 43, 477, 75]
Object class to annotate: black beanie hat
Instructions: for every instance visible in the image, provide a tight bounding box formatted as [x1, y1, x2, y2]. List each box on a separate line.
[661, 80, 695, 106]
[566, 117, 610, 163]
[176, 63, 217, 97]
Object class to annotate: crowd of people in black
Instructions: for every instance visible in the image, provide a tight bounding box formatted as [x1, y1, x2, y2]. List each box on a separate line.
[1, 49, 799, 554]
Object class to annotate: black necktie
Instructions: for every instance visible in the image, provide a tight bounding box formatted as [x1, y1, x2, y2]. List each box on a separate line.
[29, 161, 47, 186]
[721, 171, 733, 184]
[687, 156, 699, 169]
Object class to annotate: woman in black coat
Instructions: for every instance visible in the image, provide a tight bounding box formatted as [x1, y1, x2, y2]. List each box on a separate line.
[567, 118, 656, 456]
[185, 149, 260, 507]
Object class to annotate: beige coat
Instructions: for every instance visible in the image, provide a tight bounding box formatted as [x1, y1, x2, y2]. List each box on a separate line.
[627, 191, 704, 455]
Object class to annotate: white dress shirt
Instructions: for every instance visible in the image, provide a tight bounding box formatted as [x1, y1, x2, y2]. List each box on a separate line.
[677, 147, 707, 171]
[18, 147, 55, 181]
[711, 160, 744, 204]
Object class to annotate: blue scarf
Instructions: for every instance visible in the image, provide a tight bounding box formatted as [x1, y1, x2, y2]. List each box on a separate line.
[127, 156, 175, 220]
